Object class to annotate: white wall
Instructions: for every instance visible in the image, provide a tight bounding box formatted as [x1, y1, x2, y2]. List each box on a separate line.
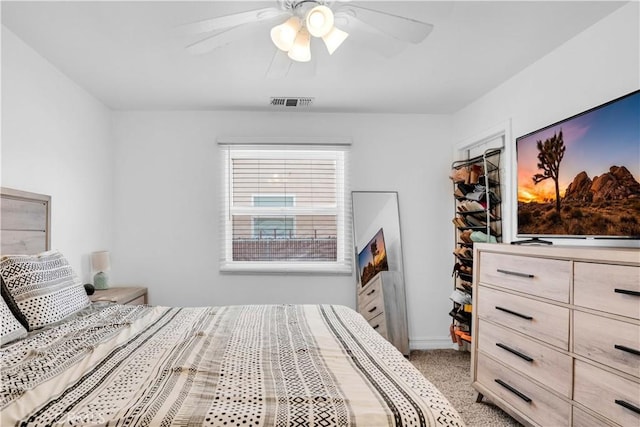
[452, 2, 640, 246]
[112, 111, 455, 348]
[1, 27, 114, 280]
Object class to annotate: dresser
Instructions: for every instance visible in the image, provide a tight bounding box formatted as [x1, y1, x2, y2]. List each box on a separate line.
[357, 271, 409, 356]
[90, 286, 148, 305]
[472, 243, 639, 426]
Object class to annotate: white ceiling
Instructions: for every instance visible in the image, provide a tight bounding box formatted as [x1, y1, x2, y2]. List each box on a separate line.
[1, 1, 627, 114]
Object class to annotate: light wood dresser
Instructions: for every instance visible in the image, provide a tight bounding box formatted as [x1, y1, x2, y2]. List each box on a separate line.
[472, 243, 639, 426]
[357, 271, 409, 356]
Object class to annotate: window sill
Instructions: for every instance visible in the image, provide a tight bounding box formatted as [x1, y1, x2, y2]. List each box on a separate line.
[220, 262, 352, 275]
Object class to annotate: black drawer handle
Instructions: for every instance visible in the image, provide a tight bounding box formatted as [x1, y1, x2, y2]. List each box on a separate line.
[366, 289, 376, 296]
[495, 306, 533, 320]
[494, 379, 532, 403]
[615, 399, 640, 415]
[372, 324, 380, 330]
[614, 344, 640, 356]
[496, 343, 534, 362]
[368, 306, 377, 313]
[497, 269, 534, 278]
[614, 288, 640, 297]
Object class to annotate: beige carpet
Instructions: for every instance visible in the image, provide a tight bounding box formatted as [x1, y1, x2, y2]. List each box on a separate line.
[409, 349, 523, 427]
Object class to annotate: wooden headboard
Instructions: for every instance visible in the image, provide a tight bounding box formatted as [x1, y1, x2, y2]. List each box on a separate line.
[1, 187, 51, 255]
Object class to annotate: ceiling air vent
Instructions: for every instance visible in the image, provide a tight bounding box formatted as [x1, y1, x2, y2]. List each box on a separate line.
[270, 97, 314, 108]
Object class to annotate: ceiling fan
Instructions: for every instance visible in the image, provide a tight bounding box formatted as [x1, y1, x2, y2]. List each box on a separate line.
[179, 0, 434, 76]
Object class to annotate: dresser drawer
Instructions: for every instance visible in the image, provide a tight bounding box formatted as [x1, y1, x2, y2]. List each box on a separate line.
[574, 262, 640, 320]
[477, 319, 572, 397]
[476, 353, 570, 426]
[478, 252, 570, 302]
[361, 294, 384, 322]
[127, 295, 146, 305]
[367, 313, 387, 338]
[573, 407, 615, 427]
[574, 359, 640, 427]
[477, 286, 569, 349]
[574, 311, 640, 379]
[358, 275, 383, 308]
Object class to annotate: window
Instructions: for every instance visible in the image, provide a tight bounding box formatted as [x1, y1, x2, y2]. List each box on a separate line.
[252, 195, 295, 238]
[219, 140, 351, 273]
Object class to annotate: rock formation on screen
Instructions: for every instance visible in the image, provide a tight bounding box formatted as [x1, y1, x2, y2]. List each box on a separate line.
[564, 166, 640, 202]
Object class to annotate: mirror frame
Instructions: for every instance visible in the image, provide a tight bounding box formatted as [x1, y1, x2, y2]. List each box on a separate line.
[351, 191, 406, 287]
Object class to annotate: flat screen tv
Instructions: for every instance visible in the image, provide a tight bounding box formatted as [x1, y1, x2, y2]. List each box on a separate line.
[516, 89, 640, 240]
[358, 228, 389, 286]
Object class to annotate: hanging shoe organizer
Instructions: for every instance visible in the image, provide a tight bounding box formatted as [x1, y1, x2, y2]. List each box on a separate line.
[448, 148, 502, 348]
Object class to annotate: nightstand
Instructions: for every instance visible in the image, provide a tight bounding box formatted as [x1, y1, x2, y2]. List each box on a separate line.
[90, 286, 148, 305]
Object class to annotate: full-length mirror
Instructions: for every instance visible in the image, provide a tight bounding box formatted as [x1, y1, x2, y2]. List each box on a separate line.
[352, 191, 409, 355]
[352, 191, 406, 286]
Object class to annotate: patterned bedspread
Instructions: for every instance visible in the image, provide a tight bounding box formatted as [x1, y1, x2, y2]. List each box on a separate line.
[1, 304, 464, 426]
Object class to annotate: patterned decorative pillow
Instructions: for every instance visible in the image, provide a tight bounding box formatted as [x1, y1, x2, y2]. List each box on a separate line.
[0, 296, 28, 345]
[0, 250, 90, 330]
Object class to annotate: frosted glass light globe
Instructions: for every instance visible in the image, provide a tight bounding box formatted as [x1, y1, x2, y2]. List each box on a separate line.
[270, 16, 302, 51]
[308, 10, 325, 29]
[305, 5, 334, 37]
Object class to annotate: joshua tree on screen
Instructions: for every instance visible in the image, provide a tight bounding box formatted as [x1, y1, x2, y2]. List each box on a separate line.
[532, 130, 566, 214]
[370, 241, 379, 265]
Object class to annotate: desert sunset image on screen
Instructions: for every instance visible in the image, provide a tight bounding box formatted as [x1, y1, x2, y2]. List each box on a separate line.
[358, 228, 389, 286]
[516, 90, 640, 238]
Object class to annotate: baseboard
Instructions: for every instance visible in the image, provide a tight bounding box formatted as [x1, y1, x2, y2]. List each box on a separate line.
[410, 336, 459, 350]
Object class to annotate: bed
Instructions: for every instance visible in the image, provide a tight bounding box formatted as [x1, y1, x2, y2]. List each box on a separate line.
[0, 187, 464, 427]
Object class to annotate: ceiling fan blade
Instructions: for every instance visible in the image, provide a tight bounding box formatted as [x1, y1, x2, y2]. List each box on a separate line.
[265, 47, 318, 79]
[178, 7, 289, 35]
[265, 49, 292, 79]
[336, 4, 433, 44]
[187, 21, 272, 55]
[334, 12, 408, 57]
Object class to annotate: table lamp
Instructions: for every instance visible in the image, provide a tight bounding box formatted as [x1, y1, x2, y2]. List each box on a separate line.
[91, 251, 110, 290]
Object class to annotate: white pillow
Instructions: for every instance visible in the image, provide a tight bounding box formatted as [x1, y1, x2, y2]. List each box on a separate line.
[1, 296, 27, 345]
[0, 250, 90, 330]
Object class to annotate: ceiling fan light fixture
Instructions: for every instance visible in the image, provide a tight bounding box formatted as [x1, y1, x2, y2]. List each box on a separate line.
[322, 26, 349, 55]
[305, 5, 334, 38]
[270, 16, 302, 51]
[288, 27, 311, 62]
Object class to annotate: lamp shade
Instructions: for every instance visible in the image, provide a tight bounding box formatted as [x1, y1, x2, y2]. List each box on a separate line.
[270, 16, 302, 52]
[322, 26, 349, 55]
[91, 251, 110, 272]
[288, 27, 311, 62]
[305, 5, 334, 37]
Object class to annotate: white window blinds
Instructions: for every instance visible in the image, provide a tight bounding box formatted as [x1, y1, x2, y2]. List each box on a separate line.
[219, 141, 352, 273]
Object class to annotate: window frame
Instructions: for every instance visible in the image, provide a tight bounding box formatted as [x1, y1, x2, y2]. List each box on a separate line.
[219, 140, 352, 274]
